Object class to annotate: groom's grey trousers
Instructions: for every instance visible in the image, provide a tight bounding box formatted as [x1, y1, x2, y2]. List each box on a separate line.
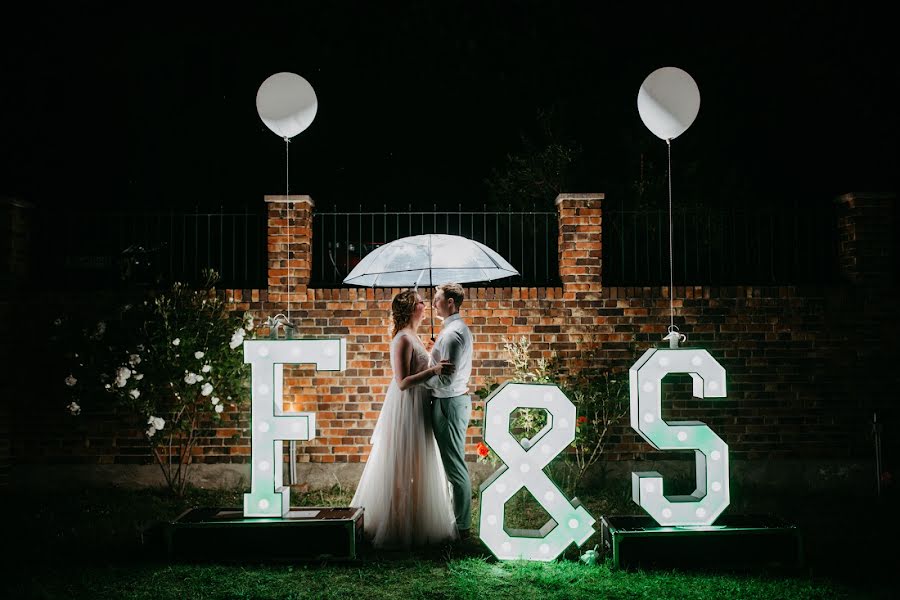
[432, 394, 472, 531]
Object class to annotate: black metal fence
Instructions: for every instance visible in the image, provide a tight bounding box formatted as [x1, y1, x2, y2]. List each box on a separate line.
[602, 205, 839, 285]
[31, 203, 841, 291]
[34, 208, 268, 289]
[310, 209, 561, 287]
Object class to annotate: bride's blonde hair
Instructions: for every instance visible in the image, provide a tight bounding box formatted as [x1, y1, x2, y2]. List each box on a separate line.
[390, 290, 419, 337]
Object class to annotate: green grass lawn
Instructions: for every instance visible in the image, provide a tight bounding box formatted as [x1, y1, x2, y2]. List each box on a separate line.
[1, 483, 894, 599]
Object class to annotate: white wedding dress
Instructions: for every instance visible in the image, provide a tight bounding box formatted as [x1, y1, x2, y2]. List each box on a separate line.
[351, 331, 457, 548]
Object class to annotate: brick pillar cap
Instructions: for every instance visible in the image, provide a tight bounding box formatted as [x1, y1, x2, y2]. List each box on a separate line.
[834, 192, 894, 203]
[0, 196, 35, 209]
[554, 193, 605, 206]
[264, 195, 314, 207]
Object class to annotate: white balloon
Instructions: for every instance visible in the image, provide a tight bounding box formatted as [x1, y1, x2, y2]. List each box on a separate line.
[637, 67, 700, 141]
[256, 72, 318, 139]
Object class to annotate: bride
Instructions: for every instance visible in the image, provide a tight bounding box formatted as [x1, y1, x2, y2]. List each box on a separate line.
[351, 289, 458, 548]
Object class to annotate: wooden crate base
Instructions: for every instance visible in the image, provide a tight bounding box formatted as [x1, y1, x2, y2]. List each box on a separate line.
[601, 514, 802, 571]
[166, 506, 364, 561]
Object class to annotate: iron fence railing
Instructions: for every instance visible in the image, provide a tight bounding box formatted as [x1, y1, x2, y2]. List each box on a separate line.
[310, 209, 561, 287]
[31, 203, 843, 291]
[602, 206, 839, 285]
[34, 208, 268, 289]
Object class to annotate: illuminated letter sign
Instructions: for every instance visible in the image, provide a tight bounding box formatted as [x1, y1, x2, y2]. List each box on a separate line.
[629, 348, 729, 526]
[479, 382, 595, 561]
[243, 339, 346, 517]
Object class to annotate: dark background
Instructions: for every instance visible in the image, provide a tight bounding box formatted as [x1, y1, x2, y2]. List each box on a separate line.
[1, 2, 896, 212]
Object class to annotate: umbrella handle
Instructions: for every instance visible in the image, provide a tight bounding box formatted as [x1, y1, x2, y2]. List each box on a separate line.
[428, 237, 434, 341]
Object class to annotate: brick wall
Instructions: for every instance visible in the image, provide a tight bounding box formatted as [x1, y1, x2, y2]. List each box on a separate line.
[9, 193, 898, 476]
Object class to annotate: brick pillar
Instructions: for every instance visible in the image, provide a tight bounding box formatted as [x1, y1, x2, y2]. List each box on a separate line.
[0, 196, 34, 289]
[265, 195, 314, 301]
[0, 197, 32, 488]
[834, 192, 895, 285]
[555, 193, 603, 299]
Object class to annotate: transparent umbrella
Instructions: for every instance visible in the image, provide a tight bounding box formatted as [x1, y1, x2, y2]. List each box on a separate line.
[343, 234, 519, 337]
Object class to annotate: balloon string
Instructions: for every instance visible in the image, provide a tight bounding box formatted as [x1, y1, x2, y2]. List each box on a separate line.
[667, 138, 674, 332]
[285, 136, 291, 325]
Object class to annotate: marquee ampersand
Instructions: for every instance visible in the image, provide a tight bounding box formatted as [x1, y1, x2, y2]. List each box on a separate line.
[478, 382, 595, 561]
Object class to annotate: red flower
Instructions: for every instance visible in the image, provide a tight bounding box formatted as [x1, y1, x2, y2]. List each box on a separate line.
[476, 442, 490, 458]
[577, 416, 588, 425]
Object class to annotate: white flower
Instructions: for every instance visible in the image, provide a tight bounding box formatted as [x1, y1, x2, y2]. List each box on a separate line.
[245, 317, 254, 331]
[134, 373, 144, 380]
[91, 321, 106, 340]
[215, 404, 224, 413]
[146, 426, 157, 438]
[129, 389, 140, 399]
[201, 382, 213, 397]
[67, 401, 81, 415]
[128, 354, 141, 366]
[229, 328, 245, 349]
[115, 366, 132, 388]
[65, 375, 77, 387]
[194, 351, 205, 359]
[201, 364, 212, 373]
[184, 372, 200, 385]
[172, 338, 181, 346]
[147, 416, 165, 430]
[196, 375, 204, 382]
[54, 318, 62, 326]
[104, 384, 111, 390]
[211, 396, 220, 405]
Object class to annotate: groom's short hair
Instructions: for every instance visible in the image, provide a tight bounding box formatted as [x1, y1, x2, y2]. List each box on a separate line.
[437, 283, 464, 307]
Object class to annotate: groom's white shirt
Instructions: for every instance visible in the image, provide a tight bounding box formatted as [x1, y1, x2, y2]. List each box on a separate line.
[425, 313, 473, 398]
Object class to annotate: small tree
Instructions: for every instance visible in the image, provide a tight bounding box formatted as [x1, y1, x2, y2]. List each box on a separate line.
[560, 370, 629, 494]
[484, 107, 582, 211]
[58, 270, 251, 496]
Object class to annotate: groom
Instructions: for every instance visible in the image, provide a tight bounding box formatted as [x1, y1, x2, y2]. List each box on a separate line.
[426, 282, 474, 538]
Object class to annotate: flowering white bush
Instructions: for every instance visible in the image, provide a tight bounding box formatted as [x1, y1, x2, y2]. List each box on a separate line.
[57, 270, 252, 496]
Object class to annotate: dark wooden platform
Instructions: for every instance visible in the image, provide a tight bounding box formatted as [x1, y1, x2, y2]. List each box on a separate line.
[601, 514, 803, 571]
[166, 506, 364, 561]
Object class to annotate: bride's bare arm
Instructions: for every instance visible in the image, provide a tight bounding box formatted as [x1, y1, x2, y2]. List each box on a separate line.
[392, 335, 454, 391]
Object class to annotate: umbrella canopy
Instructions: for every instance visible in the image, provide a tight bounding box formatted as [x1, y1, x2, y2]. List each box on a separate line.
[343, 234, 519, 288]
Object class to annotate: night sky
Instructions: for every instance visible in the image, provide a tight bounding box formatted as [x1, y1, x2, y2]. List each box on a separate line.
[1, 3, 896, 213]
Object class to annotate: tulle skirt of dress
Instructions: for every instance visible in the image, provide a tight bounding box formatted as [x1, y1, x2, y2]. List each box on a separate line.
[351, 380, 457, 548]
